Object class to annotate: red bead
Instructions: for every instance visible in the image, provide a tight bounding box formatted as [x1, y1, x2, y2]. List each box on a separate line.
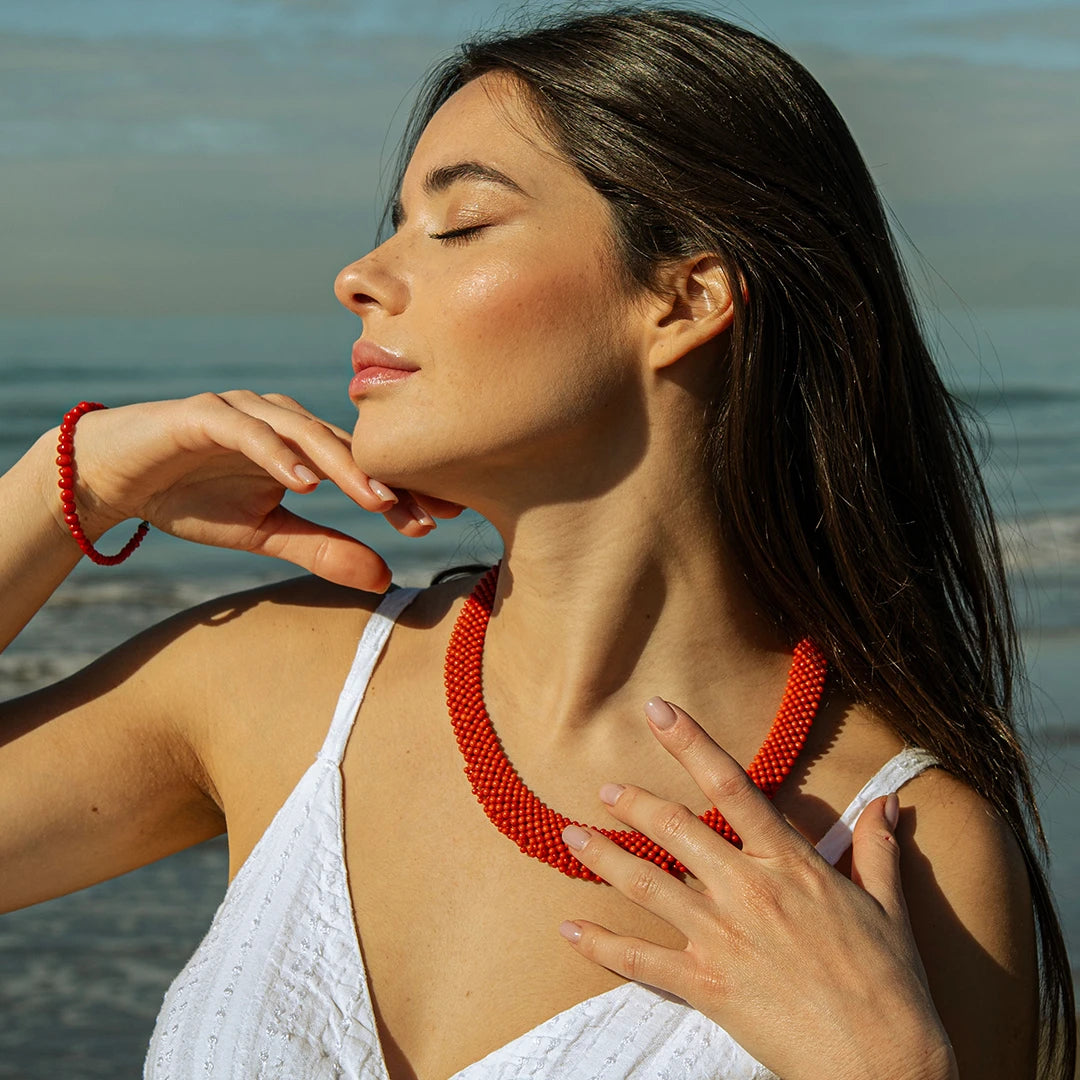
[55, 402, 149, 566]
[444, 564, 826, 886]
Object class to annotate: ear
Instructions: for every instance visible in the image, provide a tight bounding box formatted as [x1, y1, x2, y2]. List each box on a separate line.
[642, 255, 741, 372]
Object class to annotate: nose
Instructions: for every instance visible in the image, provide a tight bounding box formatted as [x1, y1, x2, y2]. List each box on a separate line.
[333, 244, 408, 317]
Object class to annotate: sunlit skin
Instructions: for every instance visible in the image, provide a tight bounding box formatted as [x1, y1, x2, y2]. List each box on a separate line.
[333, 72, 791, 755]
[0, 65, 1036, 1080]
[334, 76, 632, 492]
[336, 75, 698, 510]
[324, 73, 1029, 1080]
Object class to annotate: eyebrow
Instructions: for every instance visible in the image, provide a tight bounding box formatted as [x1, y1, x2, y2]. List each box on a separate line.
[391, 161, 530, 229]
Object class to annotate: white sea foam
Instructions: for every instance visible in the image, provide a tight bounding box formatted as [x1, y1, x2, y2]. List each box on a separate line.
[1000, 512, 1080, 573]
[0, 652, 100, 694]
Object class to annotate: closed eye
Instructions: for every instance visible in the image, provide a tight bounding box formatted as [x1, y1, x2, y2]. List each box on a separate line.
[428, 224, 489, 245]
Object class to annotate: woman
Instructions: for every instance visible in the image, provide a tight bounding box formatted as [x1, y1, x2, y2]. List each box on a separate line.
[0, 7, 1072, 1079]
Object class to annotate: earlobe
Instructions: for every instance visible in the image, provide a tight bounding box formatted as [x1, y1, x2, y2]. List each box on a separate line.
[648, 254, 740, 371]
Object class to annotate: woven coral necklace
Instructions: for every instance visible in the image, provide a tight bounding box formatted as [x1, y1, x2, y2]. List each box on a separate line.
[444, 564, 828, 883]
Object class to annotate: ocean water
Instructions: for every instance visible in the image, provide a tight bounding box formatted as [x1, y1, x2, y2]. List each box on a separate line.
[0, 310, 1077, 1076]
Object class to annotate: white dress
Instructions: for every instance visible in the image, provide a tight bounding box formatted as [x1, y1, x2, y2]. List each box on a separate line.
[144, 585, 939, 1079]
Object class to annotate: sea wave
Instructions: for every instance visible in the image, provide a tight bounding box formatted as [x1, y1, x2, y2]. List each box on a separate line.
[1, 567, 450, 698]
[35, 577, 233, 610]
[0, 652, 101, 696]
[28, 566, 441, 612]
[1001, 512, 1080, 572]
[951, 384, 1080, 409]
[2, 514, 1077, 701]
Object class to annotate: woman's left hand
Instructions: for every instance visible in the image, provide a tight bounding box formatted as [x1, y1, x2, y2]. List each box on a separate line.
[558, 698, 958, 1080]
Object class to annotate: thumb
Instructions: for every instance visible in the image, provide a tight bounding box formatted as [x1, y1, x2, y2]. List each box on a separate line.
[250, 505, 392, 592]
[849, 793, 908, 920]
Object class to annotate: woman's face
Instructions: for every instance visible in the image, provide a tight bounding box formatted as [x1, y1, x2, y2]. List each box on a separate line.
[334, 72, 650, 505]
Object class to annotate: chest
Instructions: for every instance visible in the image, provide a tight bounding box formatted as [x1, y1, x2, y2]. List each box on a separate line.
[216, 598, 901, 1080]
[338, 665, 691, 1080]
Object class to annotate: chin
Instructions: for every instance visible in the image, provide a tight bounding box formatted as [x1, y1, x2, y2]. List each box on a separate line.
[350, 420, 539, 508]
[350, 431, 412, 480]
[351, 442, 456, 500]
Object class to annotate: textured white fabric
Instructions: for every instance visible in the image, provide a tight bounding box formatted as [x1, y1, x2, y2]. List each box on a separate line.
[814, 747, 940, 865]
[144, 587, 939, 1079]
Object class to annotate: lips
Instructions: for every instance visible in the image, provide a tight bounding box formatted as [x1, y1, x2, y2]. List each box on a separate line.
[349, 340, 419, 398]
[351, 340, 418, 375]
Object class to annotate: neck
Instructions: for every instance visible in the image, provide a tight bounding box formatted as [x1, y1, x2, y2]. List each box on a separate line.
[470, 455, 794, 755]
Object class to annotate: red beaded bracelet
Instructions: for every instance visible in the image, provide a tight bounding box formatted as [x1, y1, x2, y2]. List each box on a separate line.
[57, 401, 150, 566]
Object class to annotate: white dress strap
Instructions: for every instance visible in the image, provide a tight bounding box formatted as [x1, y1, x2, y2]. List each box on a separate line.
[317, 585, 422, 766]
[815, 746, 940, 866]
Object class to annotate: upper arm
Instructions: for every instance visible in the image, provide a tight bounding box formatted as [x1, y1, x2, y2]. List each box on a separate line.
[0, 576, 382, 914]
[0, 607, 228, 913]
[897, 768, 1040, 1079]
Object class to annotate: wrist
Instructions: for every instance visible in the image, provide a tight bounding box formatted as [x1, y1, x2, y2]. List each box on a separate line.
[36, 420, 128, 545]
[892, 1028, 958, 1080]
[826, 1006, 956, 1080]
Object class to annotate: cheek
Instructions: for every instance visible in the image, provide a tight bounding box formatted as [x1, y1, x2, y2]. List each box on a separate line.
[430, 255, 628, 400]
[349, 244, 639, 487]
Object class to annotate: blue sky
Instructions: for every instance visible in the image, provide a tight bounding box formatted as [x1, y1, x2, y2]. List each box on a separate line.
[2, 0, 1077, 313]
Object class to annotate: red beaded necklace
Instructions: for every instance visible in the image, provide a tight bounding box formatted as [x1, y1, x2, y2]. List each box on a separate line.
[444, 564, 828, 883]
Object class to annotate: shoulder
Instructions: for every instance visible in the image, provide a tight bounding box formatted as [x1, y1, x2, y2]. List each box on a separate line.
[62, 574, 390, 797]
[895, 763, 1039, 1078]
[896, 763, 1034, 956]
[158, 572, 476, 850]
[803, 699, 1040, 1078]
[896, 763, 1036, 971]
[139, 571, 451, 680]
[163, 572, 429, 722]
[171, 570, 478, 758]
[174, 569, 478, 640]
[166, 572, 390, 642]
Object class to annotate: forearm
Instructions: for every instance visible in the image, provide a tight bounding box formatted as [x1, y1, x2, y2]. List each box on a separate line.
[0, 429, 114, 653]
[2, 391, 418, 656]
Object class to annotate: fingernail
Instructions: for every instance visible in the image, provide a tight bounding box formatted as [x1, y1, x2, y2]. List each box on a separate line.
[644, 697, 677, 730]
[884, 792, 900, 830]
[294, 465, 319, 486]
[599, 783, 625, 806]
[408, 500, 435, 528]
[368, 479, 397, 504]
[559, 920, 582, 943]
[562, 824, 590, 851]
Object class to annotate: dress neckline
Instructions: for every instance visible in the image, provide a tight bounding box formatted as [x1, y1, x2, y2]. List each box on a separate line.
[212, 582, 938, 1080]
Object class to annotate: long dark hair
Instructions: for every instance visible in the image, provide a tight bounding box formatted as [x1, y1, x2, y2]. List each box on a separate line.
[382, 6, 1074, 1075]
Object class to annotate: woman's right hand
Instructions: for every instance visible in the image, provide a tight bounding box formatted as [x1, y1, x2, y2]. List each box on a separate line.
[44, 391, 452, 592]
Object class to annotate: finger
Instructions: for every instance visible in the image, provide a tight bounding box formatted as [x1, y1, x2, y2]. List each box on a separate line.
[215, 389, 343, 439]
[234, 397, 463, 523]
[558, 918, 689, 998]
[248, 391, 319, 417]
[250, 393, 362, 450]
[248, 505, 392, 592]
[644, 698, 813, 859]
[253, 398, 400, 510]
[381, 492, 467, 536]
[561, 824, 708, 935]
[177, 401, 321, 495]
[411, 494, 465, 519]
[382, 499, 437, 536]
[198, 394, 394, 512]
[850, 793, 908, 921]
[597, 782, 726, 882]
